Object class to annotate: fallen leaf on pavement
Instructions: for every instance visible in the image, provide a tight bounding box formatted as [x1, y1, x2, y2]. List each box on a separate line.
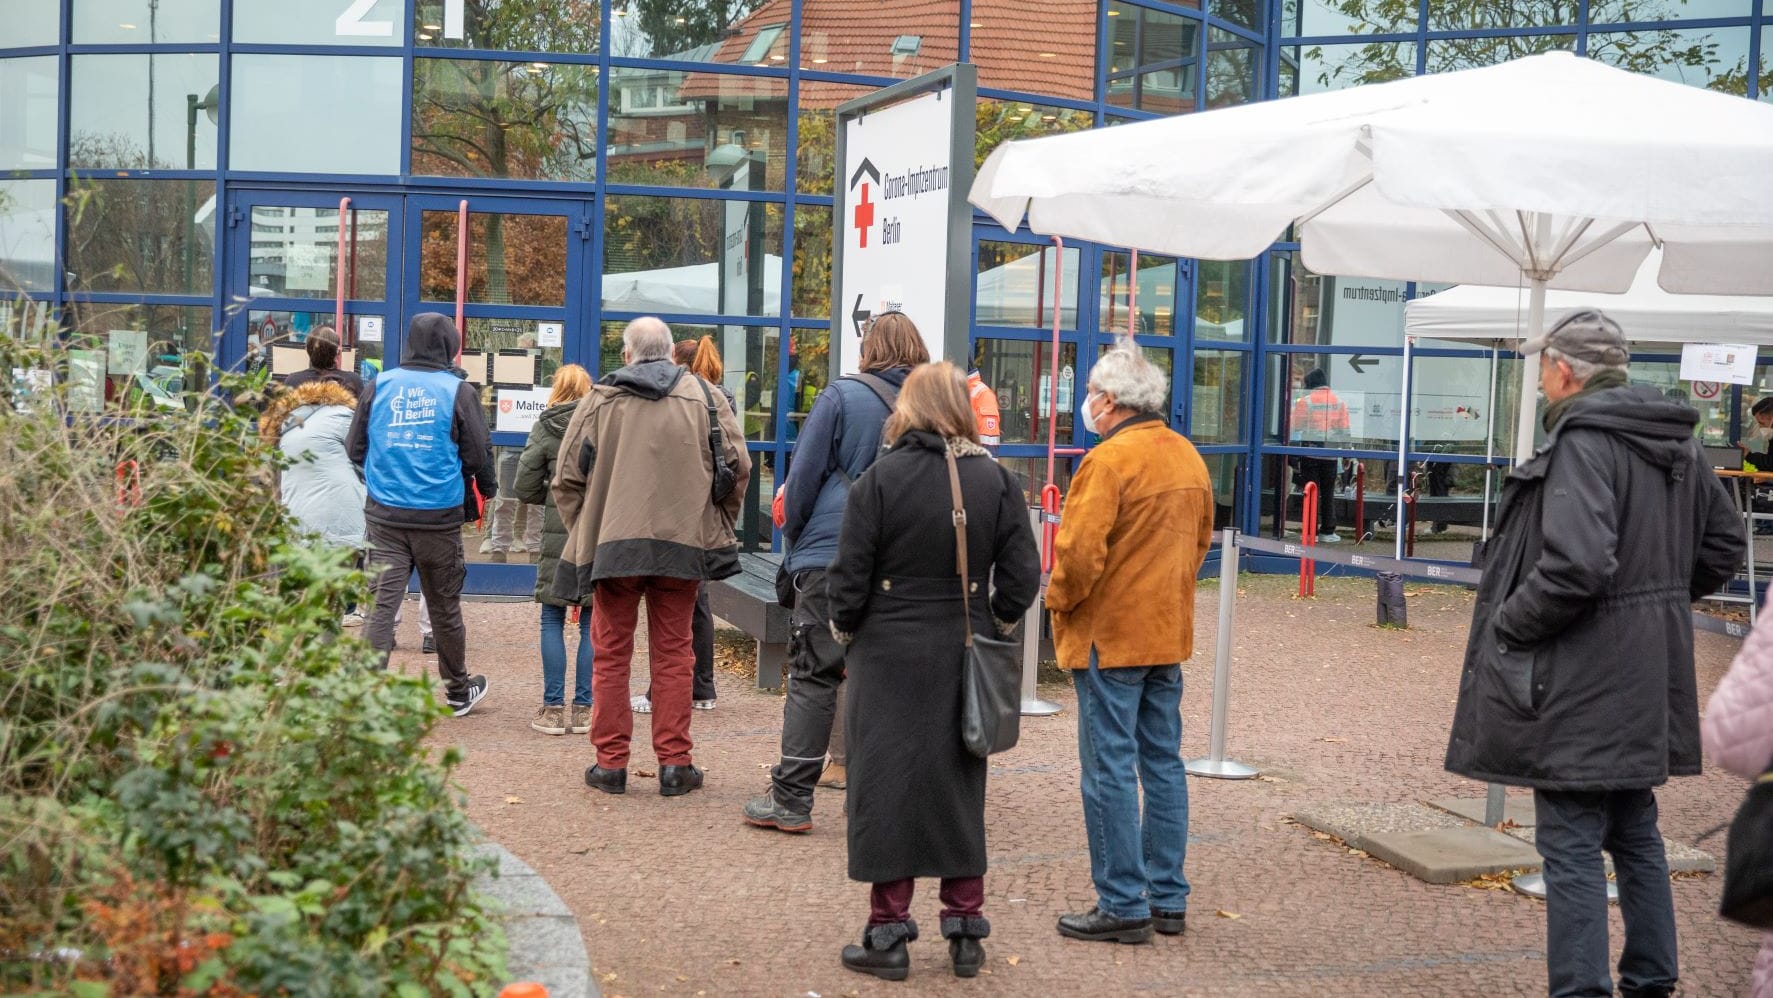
[1006, 955, 1021, 966]
[636, 769, 657, 779]
[1310, 831, 1333, 841]
[1318, 737, 1347, 744]
[504, 796, 524, 804]
[1215, 910, 1243, 920]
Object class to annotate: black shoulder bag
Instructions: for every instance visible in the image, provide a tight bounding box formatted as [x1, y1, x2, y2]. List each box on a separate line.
[694, 376, 738, 504]
[1719, 759, 1773, 929]
[946, 446, 1022, 758]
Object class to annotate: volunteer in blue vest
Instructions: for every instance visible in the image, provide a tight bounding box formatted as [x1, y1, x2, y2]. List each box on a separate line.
[347, 312, 493, 716]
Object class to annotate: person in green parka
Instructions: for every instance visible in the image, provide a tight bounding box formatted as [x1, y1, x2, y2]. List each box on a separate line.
[515, 364, 595, 736]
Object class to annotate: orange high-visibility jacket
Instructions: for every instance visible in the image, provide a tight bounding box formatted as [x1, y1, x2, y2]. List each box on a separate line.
[967, 371, 1002, 448]
[1289, 387, 1350, 439]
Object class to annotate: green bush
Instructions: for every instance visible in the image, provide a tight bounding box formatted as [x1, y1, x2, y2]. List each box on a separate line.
[0, 333, 504, 995]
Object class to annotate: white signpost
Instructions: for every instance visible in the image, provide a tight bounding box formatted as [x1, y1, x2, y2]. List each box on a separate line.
[833, 65, 976, 377]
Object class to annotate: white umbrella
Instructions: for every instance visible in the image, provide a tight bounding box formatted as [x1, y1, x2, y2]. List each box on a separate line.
[971, 51, 1773, 478]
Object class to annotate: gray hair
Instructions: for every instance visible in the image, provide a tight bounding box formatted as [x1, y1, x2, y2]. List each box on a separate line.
[1542, 345, 1627, 384]
[1089, 344, 1168, 415]
[622, 316, 673, 362]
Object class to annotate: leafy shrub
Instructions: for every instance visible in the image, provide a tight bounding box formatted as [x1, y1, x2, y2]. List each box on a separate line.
[0, 332, 504, 995]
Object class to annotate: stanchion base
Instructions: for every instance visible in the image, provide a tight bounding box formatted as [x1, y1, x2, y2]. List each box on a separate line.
[1184, 757, 1259, 780]
[1020, 698, 1063, 717]
[1511, 873, 1618, 902]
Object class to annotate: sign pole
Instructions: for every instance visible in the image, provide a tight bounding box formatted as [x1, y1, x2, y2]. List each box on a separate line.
[1186, 529, 1259, 780]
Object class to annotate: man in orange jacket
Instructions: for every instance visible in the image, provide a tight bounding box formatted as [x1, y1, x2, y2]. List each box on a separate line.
[967, 367, 1002, 453]
[1288, 368, 1349, 542]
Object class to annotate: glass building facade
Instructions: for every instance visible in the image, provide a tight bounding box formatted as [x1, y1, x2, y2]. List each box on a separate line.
[3, 0, 1768, 587]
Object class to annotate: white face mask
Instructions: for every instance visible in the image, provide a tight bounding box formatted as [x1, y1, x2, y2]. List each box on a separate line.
[1080, 391, 1104, 435]
[1750, 422, 1773, 443]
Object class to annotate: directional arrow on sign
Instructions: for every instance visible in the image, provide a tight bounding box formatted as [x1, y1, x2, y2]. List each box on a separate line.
[851, 294, 871, 339]
[1348, 354, 1378, 374]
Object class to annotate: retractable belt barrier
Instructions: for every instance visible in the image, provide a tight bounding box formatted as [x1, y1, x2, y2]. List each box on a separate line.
[1236, 533, 1483, 586]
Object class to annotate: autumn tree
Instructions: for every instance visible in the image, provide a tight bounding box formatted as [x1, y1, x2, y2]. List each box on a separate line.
[625, 0, 759, 58]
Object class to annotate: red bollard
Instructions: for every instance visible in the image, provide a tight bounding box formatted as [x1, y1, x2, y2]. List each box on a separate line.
[1299, 482, 1318, 598]
[499, 985, 548, 998]
[1040, 483, 1061, 574]
[115, 459, 141, 510]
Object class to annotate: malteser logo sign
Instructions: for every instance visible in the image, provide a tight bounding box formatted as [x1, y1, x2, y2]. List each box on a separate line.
[838, 88, 956, 373]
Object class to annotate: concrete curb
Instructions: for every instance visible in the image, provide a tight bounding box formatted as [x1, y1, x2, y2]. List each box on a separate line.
[473, 842, 599, 998]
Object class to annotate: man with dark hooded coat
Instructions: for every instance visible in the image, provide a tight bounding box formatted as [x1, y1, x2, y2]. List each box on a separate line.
[1444, 309, 1742, 998]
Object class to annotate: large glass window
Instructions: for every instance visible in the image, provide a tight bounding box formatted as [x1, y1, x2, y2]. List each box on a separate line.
[1197, 259, 1249, 342]
[971, 0, 1096, 101]
[977, 241, 1080, 329]
[1763, 27, 1772, 103]
[1215, 0, 1264, 32]
[1587, 28, 1751, 94]
[66, 178, 215, 296]
[610, 2, 777, 61]
[598, 318, 781, 442]
[799, 2, 959, 78]
[1281, 0, 1416, 38]
[1206, 27, 1261, 107]
[419, 210, 568, 306]
[1588, 0, 1751, 23]
[973, 337, 1079, 445]
[1287, 42, 1416, 93]
[234, 0, 404, 46]
[246, 308, 385, 383]
[1105, 2, 1201, 116]
[0, 57, 59, 170]
[792, 204, 831, 318]
[64, 303, 212, 412]
[230, 55, 403, 174]
[793, 82, 871, 195]
[69, 54, 219, 170]
[0, 179, 58, 294]
[785, 327, 828, 442]
[414, 0, 600, 51]
[412, 59, 599, 182]
[74, 0, 219, 43]
[1268, 252, 1409, 349]
[1408, 353, 1521, 458]
[606, 69, 788, 190]
[1204, 453, 1240, 530]
[1424, 34, 1575, 75]
[1100, 251, 1178, 337]
[603, 195, 785, 317]
[245, 205, 390, 300]
[1267, 352, 1403, 451]
[976, 99, 1094, 168]
[8, 5, 60, 48]
[1430, 3, 1577, 29]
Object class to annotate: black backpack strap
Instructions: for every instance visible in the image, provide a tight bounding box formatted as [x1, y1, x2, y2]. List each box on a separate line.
[694, 376, 737, 502]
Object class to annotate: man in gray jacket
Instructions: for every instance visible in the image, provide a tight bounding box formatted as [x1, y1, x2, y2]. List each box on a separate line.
[1444, 310, 1742, 998]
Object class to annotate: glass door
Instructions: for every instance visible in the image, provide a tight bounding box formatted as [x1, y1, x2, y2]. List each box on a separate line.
[401, 194, 593, 593]
[222, 190, 403, 381]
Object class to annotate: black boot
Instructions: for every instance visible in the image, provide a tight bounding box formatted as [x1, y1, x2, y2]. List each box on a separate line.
[1152, 908, 1186, 936]
[583, 764, 627, 795]
[1057, 906, 1153, 944]
[658, 764, 704, 797]
[840, 920, 916, 982]
[940, 915, 990, 978]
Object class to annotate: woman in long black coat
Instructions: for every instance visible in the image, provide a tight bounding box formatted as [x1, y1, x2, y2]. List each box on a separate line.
[826, 362, 1041, 982]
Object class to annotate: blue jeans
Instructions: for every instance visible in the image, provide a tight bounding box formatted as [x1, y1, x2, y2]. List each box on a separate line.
[1533, 788, 1678, 998]
[540, 603, 593, 707]
[1072, 650, 1190, 920]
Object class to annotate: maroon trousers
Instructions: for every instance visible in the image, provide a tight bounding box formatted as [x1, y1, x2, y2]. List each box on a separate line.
[869, 876, 985, 926]
[590, 575, 700, 769]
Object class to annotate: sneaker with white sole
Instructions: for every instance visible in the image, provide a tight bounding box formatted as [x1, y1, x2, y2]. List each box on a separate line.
[341, 612, 366, 628]
[631, 694, 652, 714]
[693, 698, 717, 711]
[446, 676, 490, 717]
[1319, 532, 1342, 544]
[531, 705, 566, 735]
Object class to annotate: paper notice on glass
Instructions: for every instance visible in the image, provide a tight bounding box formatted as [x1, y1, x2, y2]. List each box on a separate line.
[271, 345, 308, 377]
[339, 348, 356, 376]
[285, 243, 332, 292]
[68, 350, 104, 412]
[358, 315, 384, 343]
[458, 350, 488, 385]
[1680, 342, 1757, 386]
[495, 387, 550, 433]
[493, 351, 537, 385]
[536, 321, 563, 348]
[106, 330, 148, 375]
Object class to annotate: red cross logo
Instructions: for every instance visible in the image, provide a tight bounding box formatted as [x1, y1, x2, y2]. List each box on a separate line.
[852, 183, 875, 248]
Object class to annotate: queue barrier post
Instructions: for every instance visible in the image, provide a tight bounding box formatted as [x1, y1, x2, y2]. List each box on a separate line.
[1300, 483, 1319, 598]
[1186, 529, 1259, 780]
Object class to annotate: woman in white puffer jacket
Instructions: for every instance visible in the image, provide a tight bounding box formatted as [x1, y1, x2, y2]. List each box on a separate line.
[260, 380, 367, 550]
[1703, 606, 1773, 998]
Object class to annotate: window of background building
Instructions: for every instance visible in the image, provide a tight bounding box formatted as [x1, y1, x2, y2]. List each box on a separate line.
[799, 1, 958, 78]
[412, 59, 599, 182]
[612, 2, 773, 62]
[419, 210, 568, 306]
[977, 241, 1080, 329]
[1206, 27, 1261, 107]
[0, 57, 59, 170]
[230, 55, 403, 174]
[1105, 2, 1202, 115]
[1590, 0, 1753, 20]
[976, 337, 1079, 445]
[1285, 42, 1416, 93]
[234, 0, 403, 46]
[603, 195, 785, 317]
[1425, 33, 1576, 75]
[74, 0, 219, 43]
[1196, 259, 1249, 341]
[414, 0, 600, 51]
[0, 179, 58, 294]
[65, 178, 214, 297]
[1588, 27, 1751, 95]
[63, 303, 212, 412]
[69, 54, 219, 170]
[793, 82, 871, 195]
[245, 205, 389, 300]
[791, 204, 831, 318]
[971, 0, 1096, 101]
[1215, 0, 1264, 32]
[1100, 251, 1178, 337]
[9, 5, 60, 47]
[606, 70, 787, 190]
[976, 99, 1094, 167]
[1281, 0, 1416, 37]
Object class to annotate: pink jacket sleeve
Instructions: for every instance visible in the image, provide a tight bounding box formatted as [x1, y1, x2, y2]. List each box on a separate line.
[1704, 610, 1773, 781]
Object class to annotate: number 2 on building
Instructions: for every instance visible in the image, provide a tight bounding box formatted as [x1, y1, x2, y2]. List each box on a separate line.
[337, 0, 464, 38]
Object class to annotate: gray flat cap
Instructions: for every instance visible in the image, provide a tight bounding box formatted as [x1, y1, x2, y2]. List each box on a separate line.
[1521, 308, 1629, 365]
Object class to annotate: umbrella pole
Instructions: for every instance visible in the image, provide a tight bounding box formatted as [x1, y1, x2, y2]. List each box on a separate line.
[1395, 335, 1413, 560]
[1489, 277, 1547, 829]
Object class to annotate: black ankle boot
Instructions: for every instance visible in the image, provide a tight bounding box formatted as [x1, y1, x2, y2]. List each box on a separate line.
[940, 915, 990, 978]
[583, 764, 627, 795]
[840, 920, 917, 982]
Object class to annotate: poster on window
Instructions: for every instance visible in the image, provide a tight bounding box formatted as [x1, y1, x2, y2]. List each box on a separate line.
[1680, 342, 1756, 386]
[494, 387, 549, 433]
[106, 330, 148, 375]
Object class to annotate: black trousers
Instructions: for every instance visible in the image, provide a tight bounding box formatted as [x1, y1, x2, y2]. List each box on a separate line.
[365, 521, 469, 701]
[769, 568, 847, 812]
[1296, 455, 1338, 535]
[648, 585, 717, 702]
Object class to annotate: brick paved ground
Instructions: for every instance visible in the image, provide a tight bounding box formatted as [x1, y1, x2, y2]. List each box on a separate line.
[405, 575, 1760, 997]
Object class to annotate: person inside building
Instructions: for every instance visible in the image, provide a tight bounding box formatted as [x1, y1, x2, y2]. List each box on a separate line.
[966, 365, 1003, 453]
[282, 325, 363, 397]
[742, 312, 927, 834]
[553, 317, 750, 799]
[1289, 367, 1349, 543]
[346, 312, 492, 717]
[825, 362, 1040, 981]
